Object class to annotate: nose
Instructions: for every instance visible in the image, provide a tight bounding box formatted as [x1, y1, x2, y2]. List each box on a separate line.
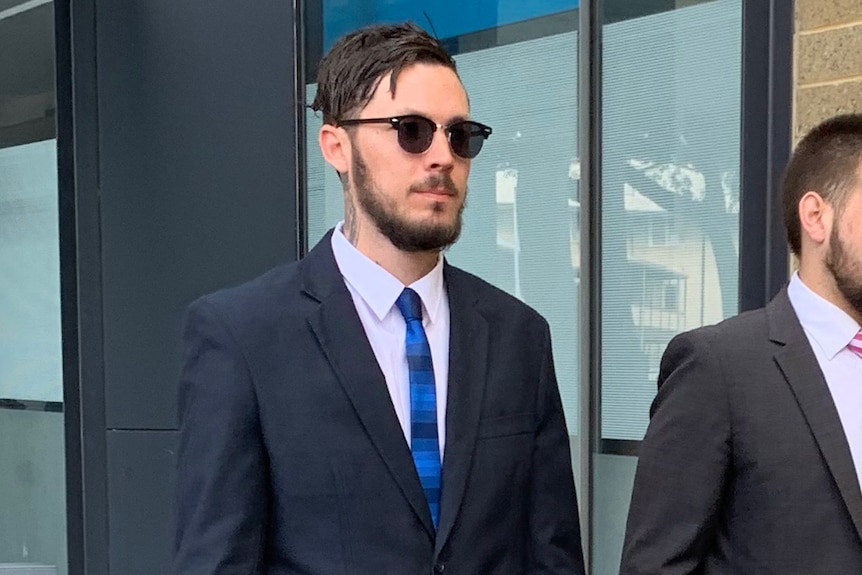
[423, 126, 456, 171]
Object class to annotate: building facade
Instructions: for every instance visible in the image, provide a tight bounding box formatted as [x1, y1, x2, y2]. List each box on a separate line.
[0, 0, 857, 573]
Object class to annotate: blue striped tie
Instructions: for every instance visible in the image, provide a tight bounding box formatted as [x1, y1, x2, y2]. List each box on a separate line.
[395, 287, 441, 528]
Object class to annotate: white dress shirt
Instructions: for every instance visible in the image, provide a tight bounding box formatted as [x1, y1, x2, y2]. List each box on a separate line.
[331, 222, 449, 459]
[788, 272, 862, 489]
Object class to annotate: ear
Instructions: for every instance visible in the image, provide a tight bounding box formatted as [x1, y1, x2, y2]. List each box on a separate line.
[798, 190, 831, 247]
[319, 124, 350, 175]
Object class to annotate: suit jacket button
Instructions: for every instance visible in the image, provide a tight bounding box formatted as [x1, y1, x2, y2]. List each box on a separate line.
[433, 562, 445, 573]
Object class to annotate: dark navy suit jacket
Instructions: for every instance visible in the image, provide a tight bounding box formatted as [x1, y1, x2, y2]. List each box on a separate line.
[174, 231, 585, 574]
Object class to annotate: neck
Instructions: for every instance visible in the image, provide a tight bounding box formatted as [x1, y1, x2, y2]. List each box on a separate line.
[344, 221, 441, 286]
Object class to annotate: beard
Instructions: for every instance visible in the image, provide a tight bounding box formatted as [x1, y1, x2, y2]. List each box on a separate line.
[825, 223, 862, 317]
[350, 147, 465, 252]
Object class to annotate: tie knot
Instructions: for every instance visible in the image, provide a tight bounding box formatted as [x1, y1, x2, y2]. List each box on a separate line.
[396, 288, 423, 323]
[850, 330, 862, 357]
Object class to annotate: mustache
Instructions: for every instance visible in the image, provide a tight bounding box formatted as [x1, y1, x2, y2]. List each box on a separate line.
[408, 174, 460, 196]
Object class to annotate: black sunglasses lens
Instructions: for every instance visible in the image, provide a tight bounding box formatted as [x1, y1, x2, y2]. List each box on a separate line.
[396, 117, 435, 154]
[394, 117, 490, 158]
[449, 122, 486, 159]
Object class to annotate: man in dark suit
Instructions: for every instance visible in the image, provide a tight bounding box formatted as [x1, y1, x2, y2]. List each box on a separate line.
[173, 22, 585, 574]
[619, 114, 862, 574]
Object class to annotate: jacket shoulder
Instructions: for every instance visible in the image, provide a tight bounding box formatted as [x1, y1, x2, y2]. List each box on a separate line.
[188, 260, 304, 329]
[446, 265, 548, 329]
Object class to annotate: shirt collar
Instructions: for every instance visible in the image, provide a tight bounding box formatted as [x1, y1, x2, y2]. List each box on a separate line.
[330, 222, 445, 324]
[787, 271, 862, 359]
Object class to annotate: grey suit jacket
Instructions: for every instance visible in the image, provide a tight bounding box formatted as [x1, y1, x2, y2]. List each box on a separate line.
[620, 288, 862, 574]
[174, 231, 585, 574]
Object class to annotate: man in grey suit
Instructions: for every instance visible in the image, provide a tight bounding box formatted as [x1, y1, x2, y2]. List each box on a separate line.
[620, 113, 862, 574]
[174, 22, 585, 574]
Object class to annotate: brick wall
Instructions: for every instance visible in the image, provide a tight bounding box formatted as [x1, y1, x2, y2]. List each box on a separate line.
[795, 0, 862, 140]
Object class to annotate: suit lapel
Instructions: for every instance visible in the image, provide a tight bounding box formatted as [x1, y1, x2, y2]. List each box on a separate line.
[769, 289, 862, 542]
[301, 232, 436, 538]
[435, 264, 489, 554]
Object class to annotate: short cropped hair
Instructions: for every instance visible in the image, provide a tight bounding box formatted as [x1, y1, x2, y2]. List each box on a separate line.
[783, 114, 862, 257]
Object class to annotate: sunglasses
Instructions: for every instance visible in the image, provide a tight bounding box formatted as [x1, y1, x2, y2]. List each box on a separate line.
[338, 114, 493, 159]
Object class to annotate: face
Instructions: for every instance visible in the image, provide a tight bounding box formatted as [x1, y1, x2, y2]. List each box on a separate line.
[345, 63, 471, 252]
[824, 172, 862, 317]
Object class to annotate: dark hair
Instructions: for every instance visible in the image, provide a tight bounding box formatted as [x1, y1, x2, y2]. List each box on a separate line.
[783, 113, 862, 257]
[310, 22, 457, 125]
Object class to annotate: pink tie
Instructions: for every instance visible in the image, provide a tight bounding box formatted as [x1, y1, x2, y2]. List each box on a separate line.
[850, 331, 862, 358]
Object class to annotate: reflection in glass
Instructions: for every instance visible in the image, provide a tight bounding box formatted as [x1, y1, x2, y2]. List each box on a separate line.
[446, 32, 580, 475]
[0, 141, 62, 403]
[595, 1, 742, 573]
[601, 0, 741, 440]
[0, 1, 66, 573]
[0, 409, 67, 575]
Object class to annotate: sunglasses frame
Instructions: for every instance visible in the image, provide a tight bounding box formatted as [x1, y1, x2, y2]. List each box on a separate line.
[337, 114, 493, 159]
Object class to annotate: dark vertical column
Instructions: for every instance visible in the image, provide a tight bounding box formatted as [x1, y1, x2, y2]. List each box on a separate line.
[61, 1, 300, 573]
[579, 0, 600, 566]
[58, 0, 110, 572]
[739, 0, 793, 310]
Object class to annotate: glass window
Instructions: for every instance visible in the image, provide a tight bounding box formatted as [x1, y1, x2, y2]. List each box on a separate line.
[0, 1, 67, 573]
[319, 0, 577, 50]
[303, 0, 582, 490]
[594, 0, 742, 572]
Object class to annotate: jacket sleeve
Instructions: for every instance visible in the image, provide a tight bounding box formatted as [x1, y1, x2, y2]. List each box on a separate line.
[174, 296, 268, 575]
[528, 321, 587, 574]
[619, 328, 732, 575]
